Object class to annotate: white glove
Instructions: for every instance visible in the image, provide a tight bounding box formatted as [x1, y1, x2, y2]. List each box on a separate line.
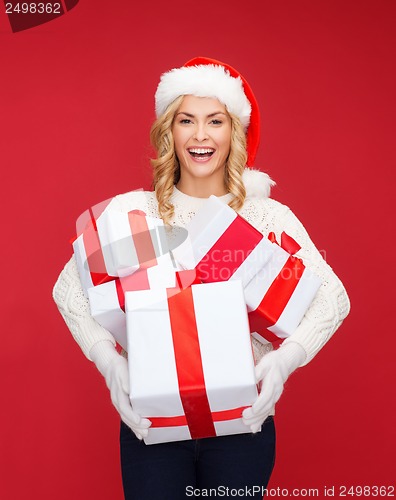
[242, 342, 306, 433]
[90, 340, 151, 440]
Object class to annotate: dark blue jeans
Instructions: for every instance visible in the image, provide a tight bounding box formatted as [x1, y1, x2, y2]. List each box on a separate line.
[120, 416, 276, 499]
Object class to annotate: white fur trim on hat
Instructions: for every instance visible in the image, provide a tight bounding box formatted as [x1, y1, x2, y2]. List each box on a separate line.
[155, 64, 252, 129]
[243, 168, 276, 199]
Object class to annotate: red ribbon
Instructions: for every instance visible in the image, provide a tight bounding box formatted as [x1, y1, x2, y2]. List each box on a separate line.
[196, 215, 263, 282]
[249, 232, 304, 342]
[268, 231, 301, 255]
[115, 271, 150, 312]
[128, 210, 158, 269]
[149, 406, 249, 428]
[166, 286, 216, 439]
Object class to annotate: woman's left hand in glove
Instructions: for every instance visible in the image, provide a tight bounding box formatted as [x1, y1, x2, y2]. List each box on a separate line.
[242, 342, 306, 433]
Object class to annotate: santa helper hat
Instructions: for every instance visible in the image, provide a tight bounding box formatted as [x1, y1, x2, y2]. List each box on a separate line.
[155, 56, 274, 198]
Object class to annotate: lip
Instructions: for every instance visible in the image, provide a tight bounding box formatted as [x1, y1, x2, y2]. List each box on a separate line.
[187, 147, 216, 163]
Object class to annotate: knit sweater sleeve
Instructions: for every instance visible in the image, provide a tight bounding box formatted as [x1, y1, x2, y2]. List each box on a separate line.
[52, 254, 117, 360]
[273, 206, 351, 366]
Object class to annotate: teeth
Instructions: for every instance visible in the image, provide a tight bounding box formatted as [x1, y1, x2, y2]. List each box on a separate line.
[189, 148, 214, 154]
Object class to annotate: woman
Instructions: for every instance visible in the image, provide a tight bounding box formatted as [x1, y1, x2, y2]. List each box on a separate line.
[53, 57, 350, 499]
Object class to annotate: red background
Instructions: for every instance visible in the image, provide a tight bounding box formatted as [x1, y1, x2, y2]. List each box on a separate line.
[1, 0, 395, 498]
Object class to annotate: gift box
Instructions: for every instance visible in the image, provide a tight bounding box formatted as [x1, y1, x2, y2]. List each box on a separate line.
[245, 232, 322, 344]
[73, 206, 170, 296]
[87, 261, 184, 350]
[73, 200, 113, 294]
[171, 195, 274, 286]
[126, 280, 258, 445]
[96, 209, 170, 277]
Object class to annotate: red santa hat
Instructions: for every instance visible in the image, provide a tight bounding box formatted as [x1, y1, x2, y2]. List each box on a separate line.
[155, 56, 260, 167]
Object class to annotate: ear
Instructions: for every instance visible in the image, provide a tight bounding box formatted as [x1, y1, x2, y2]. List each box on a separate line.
[243, 168, 276, 199]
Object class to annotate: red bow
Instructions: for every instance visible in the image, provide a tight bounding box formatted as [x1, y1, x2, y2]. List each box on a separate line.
[268, 231, 301, 255]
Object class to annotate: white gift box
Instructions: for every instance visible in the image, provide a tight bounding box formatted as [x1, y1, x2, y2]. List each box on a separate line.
[73, 199, 114, 294]
[97, 209, 170, 278]
[171, 195, 274, 286]
[73, 232, 97, 295]
[126, 280, 258, 445]
[245, 232, 322, 344]
[88, 259, 176, 350]
[73, 208, 171, 296]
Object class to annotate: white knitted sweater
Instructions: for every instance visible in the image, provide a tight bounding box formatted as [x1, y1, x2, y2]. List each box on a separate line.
[53, 177, 350, 368]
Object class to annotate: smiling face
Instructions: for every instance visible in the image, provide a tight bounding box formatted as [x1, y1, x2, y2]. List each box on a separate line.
[172, 95, 232, 197]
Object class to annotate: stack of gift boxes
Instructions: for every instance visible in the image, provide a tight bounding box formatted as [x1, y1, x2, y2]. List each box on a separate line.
[73, 196, 321, 444]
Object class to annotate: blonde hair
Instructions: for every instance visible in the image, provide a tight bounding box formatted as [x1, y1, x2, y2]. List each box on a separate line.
[150, 96, 247, 224]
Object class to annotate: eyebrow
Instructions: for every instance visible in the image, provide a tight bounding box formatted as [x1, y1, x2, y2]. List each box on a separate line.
[176, 111, 227, 118]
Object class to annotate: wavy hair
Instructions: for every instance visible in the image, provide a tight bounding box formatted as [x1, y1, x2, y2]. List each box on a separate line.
[150, 96, 247, 224]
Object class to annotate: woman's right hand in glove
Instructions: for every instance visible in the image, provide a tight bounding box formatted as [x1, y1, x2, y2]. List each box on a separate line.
[90, 340, 151, 440]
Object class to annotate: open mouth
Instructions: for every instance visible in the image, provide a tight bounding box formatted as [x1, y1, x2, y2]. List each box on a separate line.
[188, 148, 215, 159]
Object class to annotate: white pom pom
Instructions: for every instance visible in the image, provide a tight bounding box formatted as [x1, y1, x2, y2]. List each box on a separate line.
[243, 168, 276, 199]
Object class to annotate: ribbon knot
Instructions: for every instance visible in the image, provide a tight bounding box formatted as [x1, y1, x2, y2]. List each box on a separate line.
[268, 231, 301, 255]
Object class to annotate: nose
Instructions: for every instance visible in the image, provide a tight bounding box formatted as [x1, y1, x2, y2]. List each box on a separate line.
[193, 122, 209, 142]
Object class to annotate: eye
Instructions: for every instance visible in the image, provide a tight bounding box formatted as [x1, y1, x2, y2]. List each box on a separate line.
[210, 119, 223, 125]
[179, 118, 192, 124]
